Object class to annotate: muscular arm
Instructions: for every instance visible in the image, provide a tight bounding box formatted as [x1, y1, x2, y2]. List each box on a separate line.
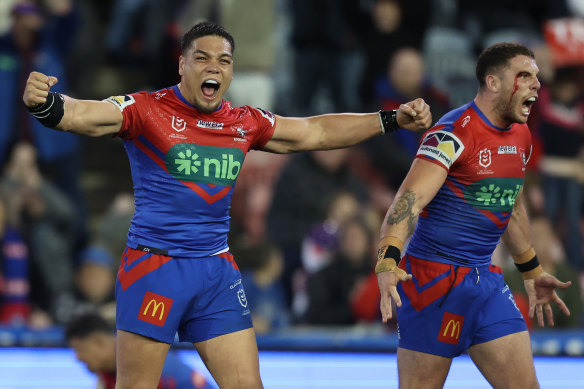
[380, 159, 447, 242]
[500, 189, 532, 256]
[376, 158, 447, 322]
[23, 72, 123, 137]
[262, 99, 431, 153]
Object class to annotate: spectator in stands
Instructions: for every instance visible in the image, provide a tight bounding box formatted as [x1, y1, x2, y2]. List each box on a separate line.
[364, 47, 451, 188]
[66, 311, 215, 389]
[240, 242, 289, 334]
[305, 216, 377, 325]
[0, 142, 76, 324]
[0, 0, 86, 253]
[266, 149, 369, 307]
[534, 66, 584, 271]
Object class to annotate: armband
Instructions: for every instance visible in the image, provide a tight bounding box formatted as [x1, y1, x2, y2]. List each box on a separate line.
[513, 247, 543, 279]
[378, 109, 399, 135]
[375, 236, 403, 274]
[26, 92, 65, 128]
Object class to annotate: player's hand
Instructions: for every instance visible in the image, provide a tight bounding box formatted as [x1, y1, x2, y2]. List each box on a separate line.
[523, 272, 571, 327]
[23, 71, 59, 108]
[376, 267, 411, 323]
[396, 98, 432, 132]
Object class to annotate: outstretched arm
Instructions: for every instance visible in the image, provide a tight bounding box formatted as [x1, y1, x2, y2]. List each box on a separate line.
[376, 159, 448, 322]
[23, 71, 123, 137]
[263, 98, 432, 153]
[501, 190, 571, 327]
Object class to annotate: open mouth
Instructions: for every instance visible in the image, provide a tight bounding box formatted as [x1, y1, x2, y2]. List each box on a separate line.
[201, 80, 220, 99]
[521, 96, 537, 115]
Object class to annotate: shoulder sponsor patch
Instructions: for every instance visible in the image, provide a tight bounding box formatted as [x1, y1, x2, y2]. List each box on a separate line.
[417, 130, 465, 169]
[255, 107, 275, 126]
[104, 95, 136, 111]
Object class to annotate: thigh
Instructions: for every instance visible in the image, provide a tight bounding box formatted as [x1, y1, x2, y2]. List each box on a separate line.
[116, 329, 171, 389]
[194, 328, 262, 389]
[468, 331, 538, 389]
[397, 347, 452, 389]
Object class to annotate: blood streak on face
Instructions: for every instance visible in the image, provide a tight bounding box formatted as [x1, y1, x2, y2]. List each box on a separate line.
[508, 74, 520, 106]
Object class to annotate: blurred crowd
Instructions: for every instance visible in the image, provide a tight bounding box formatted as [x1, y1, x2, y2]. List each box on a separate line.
[0, 0, 583, 336]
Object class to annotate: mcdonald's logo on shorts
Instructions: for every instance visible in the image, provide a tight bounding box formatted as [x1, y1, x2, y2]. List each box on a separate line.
[137, 291, 173, 326]
[437, 312, 465, 344]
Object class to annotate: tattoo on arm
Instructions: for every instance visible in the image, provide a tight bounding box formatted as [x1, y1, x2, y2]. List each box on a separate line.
[387, 190, 417, 231]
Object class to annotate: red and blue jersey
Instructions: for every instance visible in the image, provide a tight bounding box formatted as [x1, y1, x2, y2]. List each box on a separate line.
[106, 86, 276, 258]
[406, 101, 532, 266]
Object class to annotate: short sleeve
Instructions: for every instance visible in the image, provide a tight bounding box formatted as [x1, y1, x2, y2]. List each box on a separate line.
[248, 107, 277, 150]
[104, 92, 149, 140]
[415, 126, 466, 171]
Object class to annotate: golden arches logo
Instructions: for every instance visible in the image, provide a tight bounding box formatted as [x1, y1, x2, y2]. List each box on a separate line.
[443, 319, 461, 340]
[143, 299, 165, 320]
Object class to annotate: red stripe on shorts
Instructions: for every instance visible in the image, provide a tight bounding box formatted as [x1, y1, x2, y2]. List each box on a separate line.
[117, 248, 172, 291]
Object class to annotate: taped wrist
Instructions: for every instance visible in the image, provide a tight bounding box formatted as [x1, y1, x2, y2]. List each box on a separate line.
[378, 109, 399, 135]
[26, 92, 65, 128]
[376, 236, 403, 274]
[513, 247, 543, 279]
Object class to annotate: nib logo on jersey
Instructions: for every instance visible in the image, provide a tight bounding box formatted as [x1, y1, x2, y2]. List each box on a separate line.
[166, 143, 244, 186]
[463, 177, 523, 212]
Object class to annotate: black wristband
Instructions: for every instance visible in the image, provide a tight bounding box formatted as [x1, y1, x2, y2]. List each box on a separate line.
[515, 255, 540, 273]
[26, 92, 65, 128]
[378, 109, 399, 134]
[384, 245, 401, 261]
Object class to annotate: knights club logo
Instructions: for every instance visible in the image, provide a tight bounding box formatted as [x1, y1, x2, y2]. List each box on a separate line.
[479, 148, 491, 168]
[172, 115, 187, 132]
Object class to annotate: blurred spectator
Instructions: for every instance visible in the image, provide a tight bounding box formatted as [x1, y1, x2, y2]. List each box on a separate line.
[105, 0, 183, 90]
[0, 142, 76, 324]
[358, 0, 431, 111]
[504, 217, 582, 328]
[53, 246, 117, 325]
[533, 66, 584, 271]
[0, 196, 30, 325]
[90, 192, 135, 268]
[65, 311, 215, 389]
[287, 0, 366, 115]
[0, 0, 86, 252]
[266, 149, 369, 306]
[364, 47, 451, 188]
[305, 216, 377, 325]
[240, 242, 289, 334]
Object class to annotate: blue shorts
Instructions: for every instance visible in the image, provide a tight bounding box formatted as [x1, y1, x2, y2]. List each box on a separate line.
[396, 254, 527, 358]
[115, 247, 252, 344]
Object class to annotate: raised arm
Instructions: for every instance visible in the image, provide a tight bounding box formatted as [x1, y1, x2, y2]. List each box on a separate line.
[376, 158, 448, 322]
[22, 71, 123, 137]
[262, 98, 431, 153]
[501, 190, 571, 327]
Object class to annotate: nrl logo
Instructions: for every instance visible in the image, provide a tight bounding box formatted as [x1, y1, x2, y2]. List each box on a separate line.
[172, 116, 187, 132]
[479, 148, 491, 168]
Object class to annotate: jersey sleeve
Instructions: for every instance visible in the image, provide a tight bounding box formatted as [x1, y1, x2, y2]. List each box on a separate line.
[248, 107, 277, 150]
[415, 124, 466, 172]
[104, 92, 149, 140]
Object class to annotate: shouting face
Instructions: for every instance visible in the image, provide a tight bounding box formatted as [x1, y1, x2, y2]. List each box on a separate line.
[494, 55, 540, 127]
[178, 35, 233, 113]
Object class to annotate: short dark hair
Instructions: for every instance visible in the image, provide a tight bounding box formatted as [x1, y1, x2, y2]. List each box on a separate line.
[65, 311, 113, 340]
[181, 21, 235, 54]
[476, 43, 535, 87]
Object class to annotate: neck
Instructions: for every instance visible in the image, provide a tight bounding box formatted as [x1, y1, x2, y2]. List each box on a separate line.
[473, 93, 510, 128]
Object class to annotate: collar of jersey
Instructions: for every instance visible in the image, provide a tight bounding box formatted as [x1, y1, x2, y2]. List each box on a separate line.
[172, 85, 223, 112]
[470, 100, 512, 132]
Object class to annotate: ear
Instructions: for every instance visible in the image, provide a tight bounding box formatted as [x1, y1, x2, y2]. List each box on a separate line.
[485, 74, 500, 93]
[178, 55, 185, 76]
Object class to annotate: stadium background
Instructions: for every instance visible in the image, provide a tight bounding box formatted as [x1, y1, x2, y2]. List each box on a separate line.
[1, 0, 583, 387]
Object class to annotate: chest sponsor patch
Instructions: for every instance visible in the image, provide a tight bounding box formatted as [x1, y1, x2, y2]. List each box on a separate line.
[417, 130, 464, 169]
[165, 143, 244, 186]
[197, 120, 224, 129]
[498, 146, 517, 154]
[463, 177, 523, 212]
